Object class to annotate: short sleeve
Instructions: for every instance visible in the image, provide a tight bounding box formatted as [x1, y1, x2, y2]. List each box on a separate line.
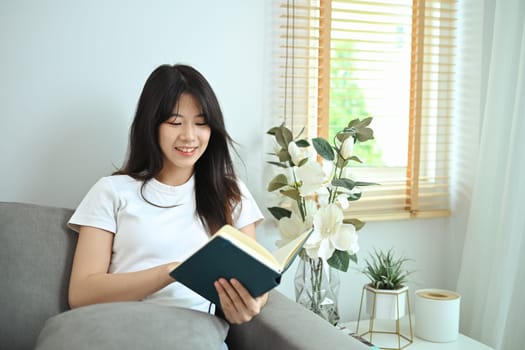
[68, 177, 119, 234]
[232, 180, 264, 229]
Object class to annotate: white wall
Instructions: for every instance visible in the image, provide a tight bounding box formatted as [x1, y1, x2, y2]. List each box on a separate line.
[0, 0, 267, 208]
[0, 0, 451, 322]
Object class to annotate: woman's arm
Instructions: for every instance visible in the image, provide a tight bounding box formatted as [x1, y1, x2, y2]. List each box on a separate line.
[214, 222, 269, 324]
[68, 225, 178, 309]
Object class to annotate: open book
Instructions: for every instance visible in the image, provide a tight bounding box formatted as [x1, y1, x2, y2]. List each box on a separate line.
[169, 225, 312, 307]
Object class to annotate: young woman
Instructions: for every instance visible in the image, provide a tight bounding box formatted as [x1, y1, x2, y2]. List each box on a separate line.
[68, 64, 266, 325]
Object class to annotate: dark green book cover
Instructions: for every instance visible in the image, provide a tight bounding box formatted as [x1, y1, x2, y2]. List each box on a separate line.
[169, 225, 311, 307]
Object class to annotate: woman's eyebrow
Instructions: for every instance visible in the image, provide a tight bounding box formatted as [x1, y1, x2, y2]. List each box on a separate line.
[169, 112, 206, 118]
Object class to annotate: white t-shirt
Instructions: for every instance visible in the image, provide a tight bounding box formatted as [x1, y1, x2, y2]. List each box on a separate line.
[68, 174, 264, 312]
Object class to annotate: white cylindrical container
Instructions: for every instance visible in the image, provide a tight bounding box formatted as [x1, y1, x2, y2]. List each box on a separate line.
[415, 289, 461, 342]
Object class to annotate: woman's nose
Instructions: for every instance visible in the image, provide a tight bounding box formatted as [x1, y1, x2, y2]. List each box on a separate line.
[180, 123, 195, 139]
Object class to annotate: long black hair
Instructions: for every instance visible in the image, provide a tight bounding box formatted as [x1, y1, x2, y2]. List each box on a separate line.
[114, 64, 241, 234]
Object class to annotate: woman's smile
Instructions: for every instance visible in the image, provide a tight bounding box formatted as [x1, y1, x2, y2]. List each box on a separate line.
[175, 146, 198, 156]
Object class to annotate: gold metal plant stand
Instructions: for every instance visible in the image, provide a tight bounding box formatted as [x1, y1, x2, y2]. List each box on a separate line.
[355, 286, 413, 350]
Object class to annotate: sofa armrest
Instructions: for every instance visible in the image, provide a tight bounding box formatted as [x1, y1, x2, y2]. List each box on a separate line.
[226, 290, 371, 350]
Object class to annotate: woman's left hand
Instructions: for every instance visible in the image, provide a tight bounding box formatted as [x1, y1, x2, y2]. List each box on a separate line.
[214, 278, 268, 324]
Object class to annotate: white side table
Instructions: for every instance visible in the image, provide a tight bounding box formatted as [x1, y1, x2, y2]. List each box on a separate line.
[338, 319, 494, 350]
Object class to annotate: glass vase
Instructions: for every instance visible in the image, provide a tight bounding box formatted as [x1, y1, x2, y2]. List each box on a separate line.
[294, 255, 340, 325]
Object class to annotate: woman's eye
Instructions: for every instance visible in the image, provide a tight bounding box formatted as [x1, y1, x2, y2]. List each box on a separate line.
[195, 118, 208, 126]
[165, 117, 181, 125]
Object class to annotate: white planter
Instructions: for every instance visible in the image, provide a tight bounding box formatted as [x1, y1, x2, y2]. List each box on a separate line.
[365, 284, 409, 320]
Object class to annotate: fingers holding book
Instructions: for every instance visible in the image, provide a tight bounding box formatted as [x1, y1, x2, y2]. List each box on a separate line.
[214, 278, 268, 324]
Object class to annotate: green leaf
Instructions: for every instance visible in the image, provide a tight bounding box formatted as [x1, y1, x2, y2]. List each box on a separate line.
[348, 117, 372, 129]
[280, 188, 301, 202]
[348, 155, 362, 163]
[266, 126, 280, 135]
[335, 154, 348, 168]
[354, 181, 379, 187]
[267, 207, 292, 220]
[297, 158, 309, 167]
[358, 117, 373, 127]
[333, 190, 361, 202]
[268, 174, 288, 192]
[361, 248, 413, 290]
[345, 117, 375, 143]
[343, 218, 366, 231]
[332, 178, 356, 190]
[347, 192, 362, 201]
[282, 126, 293, 144]
[356, 128, 374, 142]
[312, 137, 334, 160]
[275, 125, 293, 148]
[295, 139, 310, 147]
[327, 250, 351, 272]
[335, 132, 353, 144]
[277, 149, 291, 162]
[347, 118, 361, 128]
[267, 161, 289, 169]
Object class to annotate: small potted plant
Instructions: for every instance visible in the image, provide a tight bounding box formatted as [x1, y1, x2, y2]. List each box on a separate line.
[361, 248, 413, 320]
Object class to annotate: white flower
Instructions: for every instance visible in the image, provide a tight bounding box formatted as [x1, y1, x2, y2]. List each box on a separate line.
[340, 136, 354, 159]
[295, 160, 325, 196]
[346, 226, 360, 254]
[303, 199, 318, 218]
[277, 213, 313, 248]
[276, 199, 316, 247]
[336, 194, 349, 209]
[304, 204, 358, 260]
[321, 159, 335, 183]
[288, 142, 315, 166]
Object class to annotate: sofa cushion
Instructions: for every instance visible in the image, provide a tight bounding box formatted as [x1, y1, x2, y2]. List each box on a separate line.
[35, 301, 229, 350]
[228, 291, 367, 350]
[0, 202, 76, 349]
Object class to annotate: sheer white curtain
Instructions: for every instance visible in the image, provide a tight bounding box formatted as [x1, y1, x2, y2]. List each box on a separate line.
[452, 0, 525, 349]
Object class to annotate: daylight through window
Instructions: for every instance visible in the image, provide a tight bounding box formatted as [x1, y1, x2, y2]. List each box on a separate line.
[275, 0, 456, 220]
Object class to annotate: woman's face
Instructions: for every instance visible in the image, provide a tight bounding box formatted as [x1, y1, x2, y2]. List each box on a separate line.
[157, 93, 211, 185]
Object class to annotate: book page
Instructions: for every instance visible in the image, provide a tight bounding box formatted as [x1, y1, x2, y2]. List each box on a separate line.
[272, 228, 312, 270]
[215, 225, 281, 270]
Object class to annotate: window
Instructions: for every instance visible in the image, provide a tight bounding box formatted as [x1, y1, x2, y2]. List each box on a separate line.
[275, 0, 456, 221]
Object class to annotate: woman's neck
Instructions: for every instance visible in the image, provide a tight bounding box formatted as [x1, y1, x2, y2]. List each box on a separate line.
[155, 167, 193, 186]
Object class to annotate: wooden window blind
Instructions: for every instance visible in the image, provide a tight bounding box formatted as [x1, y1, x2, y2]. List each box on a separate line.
[276, 0, 456, 221]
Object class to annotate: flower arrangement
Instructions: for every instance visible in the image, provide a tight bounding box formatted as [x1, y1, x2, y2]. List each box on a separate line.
[266, 117, 377, 272]
[362, 248, 412, 290]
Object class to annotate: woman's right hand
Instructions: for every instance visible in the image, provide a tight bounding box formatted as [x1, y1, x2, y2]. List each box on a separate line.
[165, 262, 180, 277]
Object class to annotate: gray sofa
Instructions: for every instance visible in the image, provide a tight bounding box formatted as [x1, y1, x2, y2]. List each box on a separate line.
[0, 201, 368, 350]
